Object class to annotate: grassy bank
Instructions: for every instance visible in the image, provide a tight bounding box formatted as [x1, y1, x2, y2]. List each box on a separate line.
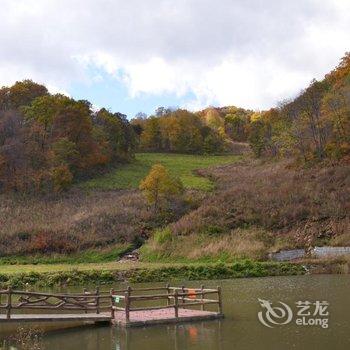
[0, 260, 305, 288]
[80, 153, 240, 191]
[0, 244, 132, 265]
[0, 261, 184, 274]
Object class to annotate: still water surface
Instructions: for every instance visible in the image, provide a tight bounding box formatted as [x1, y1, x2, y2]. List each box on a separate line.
[1, 275, 349, 350]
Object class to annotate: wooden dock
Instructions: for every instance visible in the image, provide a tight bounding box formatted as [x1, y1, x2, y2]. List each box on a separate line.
[0, 285, 224, 327]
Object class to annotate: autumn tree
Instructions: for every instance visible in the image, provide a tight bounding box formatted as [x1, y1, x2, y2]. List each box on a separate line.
[321, 53, 350, 159]
[0, 80, 48, 111]
[164, 110, 204, 153]
[321, 87, 350, 158]
[247, 54, 350, 162]
[0, 80, 136, 193]
[203, 108, 224, 130]
[94, 108, 136, 162]
[140, 117, 162, 151]
[139, 164, 184, 211]
[224, 107, 252, 142]
[248, 117, 266, 157]
[136, 109, 226, 154]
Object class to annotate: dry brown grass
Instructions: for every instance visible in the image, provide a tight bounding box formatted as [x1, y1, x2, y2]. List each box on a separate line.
[158, 158, 350, 258]
[0, 189, 157, 255]
[142, 227, 274, 261]
[2, 156, 348, 261]
[188, 229, 268, 260]
[330, 229, 350, 246]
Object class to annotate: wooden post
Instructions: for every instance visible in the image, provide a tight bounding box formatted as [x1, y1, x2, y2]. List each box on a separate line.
[96, 287, 100, 314]
[83, 288, 88, 314]
[181, 285, 185, 304]
[166, 283, 170, 306]
[200, 285, 204, 311]
[110, 288, 115, 319]
[125, 288, 130, 323]
[6, 287, 12, 320]
[174, 290, 179, 318]
[217, 286, 223, 314]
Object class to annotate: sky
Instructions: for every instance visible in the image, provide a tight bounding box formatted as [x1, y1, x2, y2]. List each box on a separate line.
[0, 0, 349, 118]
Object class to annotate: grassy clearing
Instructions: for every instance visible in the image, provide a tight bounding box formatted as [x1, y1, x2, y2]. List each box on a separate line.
[80, 153, 240, 191]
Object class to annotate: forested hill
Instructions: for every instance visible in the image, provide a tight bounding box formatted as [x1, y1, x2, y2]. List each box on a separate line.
[132, 52, 349, 162]
[0, 53, 349, 194]
[0, 81, 136, 193]
[131, 106, 253, 154]
[246, 52, 350, 161]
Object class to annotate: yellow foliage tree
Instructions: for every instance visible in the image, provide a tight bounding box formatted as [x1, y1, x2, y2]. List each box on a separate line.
[204, 108, 224, 129]
[139, 164, 184, 210]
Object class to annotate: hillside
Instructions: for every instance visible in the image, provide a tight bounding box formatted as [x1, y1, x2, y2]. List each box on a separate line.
[0, 53, 349, 264]
[0, 153, 241, 259]
[141, 158, 350, 262]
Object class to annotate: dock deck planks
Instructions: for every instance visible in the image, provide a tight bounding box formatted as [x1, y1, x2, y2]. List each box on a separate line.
[113, 308, 224, 327]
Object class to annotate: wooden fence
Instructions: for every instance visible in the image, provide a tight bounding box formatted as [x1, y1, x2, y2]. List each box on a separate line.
[0, 285, 223, 322]
[0, 287, 115, 319]
[111, 284, 223, 322]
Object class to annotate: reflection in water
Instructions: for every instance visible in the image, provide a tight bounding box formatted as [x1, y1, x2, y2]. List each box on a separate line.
[1, 275, 349, 350]
[114, 321, 223, 350]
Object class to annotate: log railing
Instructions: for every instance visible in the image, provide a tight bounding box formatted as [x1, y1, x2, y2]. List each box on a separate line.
[0, 285, 223, 322]
[112, 285, 223, 323]
[0, 287, 115, 319]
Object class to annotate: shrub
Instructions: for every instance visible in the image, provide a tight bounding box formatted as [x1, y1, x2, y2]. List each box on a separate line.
[153, 227, 173, 244]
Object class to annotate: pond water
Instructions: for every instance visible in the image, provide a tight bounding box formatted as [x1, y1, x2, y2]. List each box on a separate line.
[1, 275, 349, 350]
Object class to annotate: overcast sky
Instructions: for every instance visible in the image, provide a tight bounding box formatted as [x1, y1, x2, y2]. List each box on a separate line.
[0, 0, 349, 117]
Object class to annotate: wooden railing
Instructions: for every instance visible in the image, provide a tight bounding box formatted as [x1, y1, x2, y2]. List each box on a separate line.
[111, 284, 223, 323]
[0, 284, 223, 322]
[0, 287, 115, 319]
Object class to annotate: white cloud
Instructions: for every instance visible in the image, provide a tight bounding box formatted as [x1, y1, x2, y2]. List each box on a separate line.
[46, 84, 70, 97]
[0, 0, 349, 111]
